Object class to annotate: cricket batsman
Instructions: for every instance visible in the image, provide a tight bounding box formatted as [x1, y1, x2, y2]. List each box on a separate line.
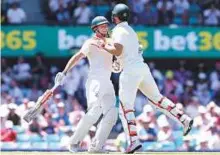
[54, 16, 118, 153]
[102, 4, 194, 153]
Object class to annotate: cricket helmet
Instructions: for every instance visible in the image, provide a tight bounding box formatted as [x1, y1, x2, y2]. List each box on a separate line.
[112, 3, 130, 22]
[91, 16, 109, 30]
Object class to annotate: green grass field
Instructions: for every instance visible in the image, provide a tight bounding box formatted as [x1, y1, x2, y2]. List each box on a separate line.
[1, 152, 220, 155]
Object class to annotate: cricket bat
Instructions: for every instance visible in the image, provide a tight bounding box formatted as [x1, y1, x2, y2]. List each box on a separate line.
[23, 84, 59, 123]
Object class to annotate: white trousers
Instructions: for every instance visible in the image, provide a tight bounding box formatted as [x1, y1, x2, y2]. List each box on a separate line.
[69, 77, 118, 150]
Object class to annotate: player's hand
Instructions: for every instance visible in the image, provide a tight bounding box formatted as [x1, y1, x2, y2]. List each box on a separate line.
[55, 72, 66, 86]
[96, 39, 106, 48]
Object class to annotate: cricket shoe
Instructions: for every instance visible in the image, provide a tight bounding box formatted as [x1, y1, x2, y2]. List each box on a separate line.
[68, 143, 79, 153]
[125, 140, 142, 154]
[183, 118, 194, 136]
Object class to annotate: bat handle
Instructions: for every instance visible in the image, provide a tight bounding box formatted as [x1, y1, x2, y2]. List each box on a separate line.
[51, 84, 59, 92]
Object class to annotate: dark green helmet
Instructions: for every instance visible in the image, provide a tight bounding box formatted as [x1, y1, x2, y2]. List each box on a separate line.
[91, 16, 109, 30]
[112, 3, 130, 22]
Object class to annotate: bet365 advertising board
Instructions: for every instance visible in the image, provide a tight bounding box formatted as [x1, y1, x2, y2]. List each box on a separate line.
[1, 26, 219, 58]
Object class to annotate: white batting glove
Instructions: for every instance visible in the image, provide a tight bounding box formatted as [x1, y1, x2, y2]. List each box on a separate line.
[55, 72, 66, 86]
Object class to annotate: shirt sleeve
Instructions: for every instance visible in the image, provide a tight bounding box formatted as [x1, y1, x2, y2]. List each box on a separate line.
[112, 28, 124, 45]
[80, 40, 90, 56]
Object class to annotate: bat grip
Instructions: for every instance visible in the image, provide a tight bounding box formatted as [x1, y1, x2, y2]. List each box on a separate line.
[51, 84, 59, 92]
[38, 84, 59, 106]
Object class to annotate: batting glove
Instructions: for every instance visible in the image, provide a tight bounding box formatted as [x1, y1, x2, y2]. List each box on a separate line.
[55, 72, 66, 86]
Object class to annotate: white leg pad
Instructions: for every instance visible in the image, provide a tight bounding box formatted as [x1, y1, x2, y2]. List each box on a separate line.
[149, 97, 189, 126]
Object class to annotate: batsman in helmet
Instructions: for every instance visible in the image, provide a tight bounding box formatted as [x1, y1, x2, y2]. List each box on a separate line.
[55, 16, 118, 153]
[102, 3, 194, 153]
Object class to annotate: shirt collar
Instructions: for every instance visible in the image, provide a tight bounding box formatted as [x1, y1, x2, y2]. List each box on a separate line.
[116, 21, 128, 28]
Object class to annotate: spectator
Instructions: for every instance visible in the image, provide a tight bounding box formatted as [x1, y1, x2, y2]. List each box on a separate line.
[203, 4, 220, 26]
[56, 3, 71, 24]
[7, 2, 26, 24]
[207, 101, 219, 119]
[156, 0, 173, 25]
[157, 115, 173, 142]
[49, 0, 62, 13]
[0, 120, 17, 142]
[179, 135, 194, 151]
[188, 0, 202, 25]
[130, 0, 148, 14]
[29, 118, 42, 134]
[7, 103, 21, 125]
[137, 104, 157, 126]
[182, 80, 195, 105]
[2, 59, 13, 87]
[137, 115, 157, 142]
[195, 72, 211, 106]
[13, 57, 31, 82]
[195, 131, 213, 151]
[27, 84, 43, 101]
[212, 117, 220, 149]
[210, 61, 220, 94]
[32, 54, 47, 84]
[173, 0, 189, 25]
[1, 58, 11, 73]
[213, 89, 220, 105]
[175, 61, 192, 84]
[60, 130, 74, 149]
[163, 70, 180, 102]
[17, 98, 29, 115]
[73, 1, 93, 24]
[0, 105, 9, 129]
[48, 0, 70, 13]
[194, 106, 213, 130]
[137, 2, 158, 25]
[48, 93, 63, 114]
[9, 80, 23, 103]
[54, 102, 69, 125]
[185, 97, 200, 118]
[42, 113, 56, 134]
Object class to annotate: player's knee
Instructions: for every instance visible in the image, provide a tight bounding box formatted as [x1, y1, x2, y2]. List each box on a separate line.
[84, 108, 101, 124]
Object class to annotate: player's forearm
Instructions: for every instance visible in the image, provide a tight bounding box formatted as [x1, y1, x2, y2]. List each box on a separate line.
[104, 46, 120, 56]
[62, 52, 84, 75]
[104, 43, 123, 56]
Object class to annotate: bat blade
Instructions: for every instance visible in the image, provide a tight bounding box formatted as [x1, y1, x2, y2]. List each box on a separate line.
[23, 89, 54, 123]
[23, 106, 42, 123]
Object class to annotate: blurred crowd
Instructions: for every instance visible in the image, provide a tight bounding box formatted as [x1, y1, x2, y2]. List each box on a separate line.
[1, 0, 220, 26]
[1, 55, 220, 151]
